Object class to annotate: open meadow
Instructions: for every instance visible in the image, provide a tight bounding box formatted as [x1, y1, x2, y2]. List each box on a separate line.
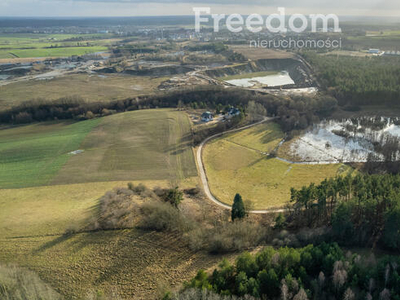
[203, 122, 355, 209]
[0, 74, 167, 110]
[0, 180, 233, 299]
[0, 109, 197, 188]
[0, 108, 213, 299]
[52, 109, 197, 184]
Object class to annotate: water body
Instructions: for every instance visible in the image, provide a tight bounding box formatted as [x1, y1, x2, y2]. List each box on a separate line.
[226, 71, 295, 87]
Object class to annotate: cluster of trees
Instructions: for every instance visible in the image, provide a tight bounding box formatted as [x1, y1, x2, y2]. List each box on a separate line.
[184, 243, 400, 300]
[303, 52, 400, 106]
[289, 174, 400, 250]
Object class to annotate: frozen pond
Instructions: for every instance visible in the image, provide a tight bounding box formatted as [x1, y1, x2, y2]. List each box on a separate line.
[289, 117, 400, 163]
[226, 71, 295, 87]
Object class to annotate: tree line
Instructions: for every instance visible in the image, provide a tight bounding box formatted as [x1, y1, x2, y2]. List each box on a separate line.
[180, 242, 400, 300]
[302, 52, 400, 107]
[289, 173, 400, 250]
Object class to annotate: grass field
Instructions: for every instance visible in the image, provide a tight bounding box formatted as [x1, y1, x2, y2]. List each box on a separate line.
[345, 33, 400, 50]
[52, 109, 197, 185]
[203, 122, 354, 209]
[229, 45, 295, 60]
[0, 33, 116, 59]
[0, 180, 230, 299]
[0, 109, 197, 188]
[218, 71, 279, 81]
[0, 108, 207, 298]
[223, 122, 284, 152]
[0, 74, 167, 110]
[0, 119, 100, 189]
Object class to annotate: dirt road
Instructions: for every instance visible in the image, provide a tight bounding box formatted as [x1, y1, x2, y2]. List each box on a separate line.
[196, 117, 287, 214]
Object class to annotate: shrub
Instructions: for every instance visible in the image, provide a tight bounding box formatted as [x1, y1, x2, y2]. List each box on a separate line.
[208, 220, 266, 254]
[88, 188, 139, 230]
[163, 187, 184, 208]
[140, 201, 194, 232]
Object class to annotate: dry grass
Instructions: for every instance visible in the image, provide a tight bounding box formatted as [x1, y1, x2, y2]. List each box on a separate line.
[0, 180, 171, 238]
[229, 45, 295, 60]
[51, 109, 197, 185]
[223, 122, 284, 153]
[0, 179, 235, 300]
[0, 264, 62, 300]
[203, 123, 354, 209]
[0, 73, 166, 110]
[0, 230, 235, 300]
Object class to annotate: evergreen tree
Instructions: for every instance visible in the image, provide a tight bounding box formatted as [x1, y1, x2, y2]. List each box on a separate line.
[231, 193, 246, 221]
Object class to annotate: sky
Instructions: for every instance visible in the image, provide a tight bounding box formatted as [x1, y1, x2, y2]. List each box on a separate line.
[0, 0, 399, 17]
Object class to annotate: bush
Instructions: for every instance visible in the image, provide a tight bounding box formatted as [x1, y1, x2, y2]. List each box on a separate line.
[208, 220, 266, 254]
[163, 187, 184, 208]
[140, 201, 194, 232]
[88, 188, 138, 230]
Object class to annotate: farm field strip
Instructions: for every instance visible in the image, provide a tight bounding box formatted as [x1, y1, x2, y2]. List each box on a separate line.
[0, 119, 100, 189]
[0, 109, 197, 189]
[51, 109, 198, 185]
[0, 33, 117, 59]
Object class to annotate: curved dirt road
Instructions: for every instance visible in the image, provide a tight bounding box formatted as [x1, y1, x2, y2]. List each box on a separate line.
[196, 117, 287, 214]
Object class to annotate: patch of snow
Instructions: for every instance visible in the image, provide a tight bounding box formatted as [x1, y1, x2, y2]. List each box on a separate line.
[290, 118, 400, 163]
[69, 150, 84, 155]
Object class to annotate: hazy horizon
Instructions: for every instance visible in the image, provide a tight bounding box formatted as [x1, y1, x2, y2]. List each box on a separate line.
[1, 0, 399, 18]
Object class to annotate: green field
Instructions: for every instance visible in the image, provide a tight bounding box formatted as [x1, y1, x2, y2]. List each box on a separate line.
[0, 33, 116, 59]
[0, 74, 167, 110]
[203, 122, 354, 209]
[0, 109, 197, 188]
[0, 119, 100, 189]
